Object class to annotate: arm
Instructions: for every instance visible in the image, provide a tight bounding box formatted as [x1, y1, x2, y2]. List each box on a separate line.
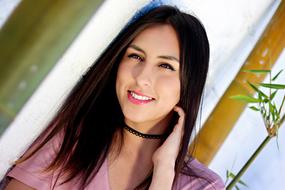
[5, 179, 35, 190]
[149, 106, 185, 190]
[149, 163, 175, 190]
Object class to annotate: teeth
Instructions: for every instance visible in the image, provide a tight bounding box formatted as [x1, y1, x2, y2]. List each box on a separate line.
[130, 91, 152, 101]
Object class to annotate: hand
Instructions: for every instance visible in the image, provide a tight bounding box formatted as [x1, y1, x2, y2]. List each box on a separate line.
[152, 106, 185, 168]
[149, 106, 185, 190]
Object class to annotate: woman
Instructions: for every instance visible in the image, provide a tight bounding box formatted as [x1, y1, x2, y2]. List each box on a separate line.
[4, 4, 225, 190]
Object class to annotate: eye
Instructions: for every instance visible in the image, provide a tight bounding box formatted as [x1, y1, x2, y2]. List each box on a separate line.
[127, 53, 144, 62]
[159, 63, 175, 71]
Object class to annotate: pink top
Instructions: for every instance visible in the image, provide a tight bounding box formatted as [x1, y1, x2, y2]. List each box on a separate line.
[6, 135, 225, 190]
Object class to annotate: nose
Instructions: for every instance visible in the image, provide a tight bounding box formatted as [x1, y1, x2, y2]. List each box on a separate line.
[134, 63, 152, 87]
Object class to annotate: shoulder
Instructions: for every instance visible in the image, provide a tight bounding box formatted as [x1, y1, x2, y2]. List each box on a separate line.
[174, 157, 225, 190]
[5, 131, 63, 189]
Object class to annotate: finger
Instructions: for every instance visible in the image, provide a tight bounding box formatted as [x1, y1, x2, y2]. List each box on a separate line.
[174, 106, 185, 124]
[170, 108, 185, 142]
[173, 106, 185, 132]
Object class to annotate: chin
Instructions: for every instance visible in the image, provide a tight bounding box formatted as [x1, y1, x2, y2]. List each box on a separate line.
[124, 114, 150, 124]
[124, 111, 168, 126]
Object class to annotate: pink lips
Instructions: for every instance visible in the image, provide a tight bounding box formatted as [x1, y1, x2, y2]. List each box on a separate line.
[127, 91, 154, 105]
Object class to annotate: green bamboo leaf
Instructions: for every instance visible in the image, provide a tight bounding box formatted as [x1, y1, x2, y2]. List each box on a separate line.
[269, 102, 275, 121]
[249, 106, 260, 111]
[248, 82, 268, 98]
[228, 171, 236, 179]
[226, 170, 231, 180]
[273, 103, 278, 114]
[226, 170, 231, 184]
[272, 103, 279, 122]
[243, 69, 271, 74]
[235, 185, 240, 190]
[278, 95, 285, 115]
[230, 95, 261, 103]
[262, 110, 267, 118]
[237, 179, 248, 187]
[260, 83, 285, 89]
[272, 69, 283, 81]
[270, 90, 278, 100]
[258, 93, 262, 107]
[226, 170, 248, 189]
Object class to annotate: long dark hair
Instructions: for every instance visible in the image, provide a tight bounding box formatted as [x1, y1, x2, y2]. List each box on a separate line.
[17, 5, 209, 189]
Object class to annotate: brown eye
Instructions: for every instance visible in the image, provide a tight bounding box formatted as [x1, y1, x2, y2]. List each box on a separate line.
[159, 63, 175, 71]
[128, 53, 144, 62]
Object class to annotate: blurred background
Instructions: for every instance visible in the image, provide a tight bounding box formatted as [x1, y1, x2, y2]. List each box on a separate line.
[0, 0, 284, 189]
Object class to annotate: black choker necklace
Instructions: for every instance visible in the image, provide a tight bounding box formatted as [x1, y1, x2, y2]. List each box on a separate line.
[123, 125, 167, 139]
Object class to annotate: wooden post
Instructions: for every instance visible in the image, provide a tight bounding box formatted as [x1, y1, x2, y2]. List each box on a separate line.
[191, 1, 285, 165]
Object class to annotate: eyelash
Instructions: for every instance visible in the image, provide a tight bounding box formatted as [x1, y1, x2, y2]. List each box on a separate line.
[127, 53, 175, 71]
[128, 53, 144, 62]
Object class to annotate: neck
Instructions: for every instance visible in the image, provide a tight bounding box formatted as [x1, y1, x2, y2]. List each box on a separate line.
[124, 111, 173, 135]
[109, 114, 172, 164]
[112, 112, 173, 162]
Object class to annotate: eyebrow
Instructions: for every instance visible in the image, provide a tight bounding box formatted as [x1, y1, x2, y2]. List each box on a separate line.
[157, 55, 179, 63]
[129, 44, 179, 63]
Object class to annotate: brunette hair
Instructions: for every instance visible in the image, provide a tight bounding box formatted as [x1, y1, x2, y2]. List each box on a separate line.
[17, 5, 209, 189]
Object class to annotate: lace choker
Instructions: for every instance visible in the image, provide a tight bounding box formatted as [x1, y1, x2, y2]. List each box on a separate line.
[123, 124, 167, 139]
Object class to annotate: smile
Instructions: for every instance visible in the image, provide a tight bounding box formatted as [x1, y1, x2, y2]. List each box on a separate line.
[127, 90, 154, 105]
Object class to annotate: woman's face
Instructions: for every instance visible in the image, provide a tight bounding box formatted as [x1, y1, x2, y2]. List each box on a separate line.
[116, 24, 180, 130]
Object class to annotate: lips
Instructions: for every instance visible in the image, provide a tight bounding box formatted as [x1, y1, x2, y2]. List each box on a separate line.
[127, 90, 155, 105]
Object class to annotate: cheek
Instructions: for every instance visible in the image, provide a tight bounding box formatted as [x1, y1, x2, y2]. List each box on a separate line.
[116, 63, 132, 96]
[157, 75, 180, 104]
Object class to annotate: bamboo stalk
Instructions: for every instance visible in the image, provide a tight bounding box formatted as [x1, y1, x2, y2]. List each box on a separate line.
[226, 113, 285, 189]
[226, 136, 271, 189]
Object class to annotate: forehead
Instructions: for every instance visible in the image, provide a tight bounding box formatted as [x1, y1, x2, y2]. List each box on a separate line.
[130, 24, 180, 57]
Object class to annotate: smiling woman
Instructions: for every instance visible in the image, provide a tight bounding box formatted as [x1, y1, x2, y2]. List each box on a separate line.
[116, 24, 180, 134]
[3, 3, 224, 190]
